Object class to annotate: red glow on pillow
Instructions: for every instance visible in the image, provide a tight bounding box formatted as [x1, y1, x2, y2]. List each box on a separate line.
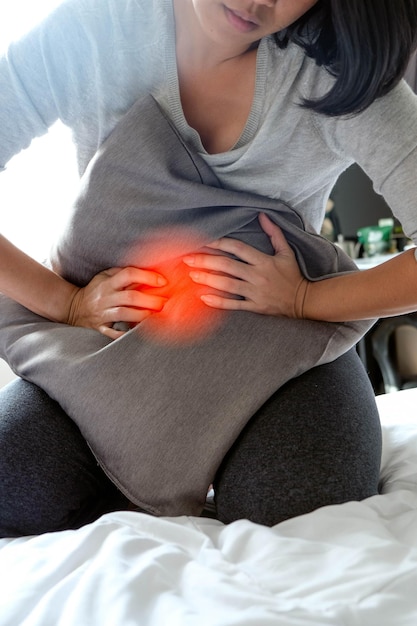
[125, 227, 226, 345]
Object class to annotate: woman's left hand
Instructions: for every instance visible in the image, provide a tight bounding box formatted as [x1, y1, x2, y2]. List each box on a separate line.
[182, 213, 308, 318]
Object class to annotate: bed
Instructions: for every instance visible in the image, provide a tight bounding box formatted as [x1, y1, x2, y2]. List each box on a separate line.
[0, 388, 416, 626]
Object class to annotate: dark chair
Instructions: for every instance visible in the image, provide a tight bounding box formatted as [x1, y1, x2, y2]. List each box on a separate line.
[371, 314, 417, 393]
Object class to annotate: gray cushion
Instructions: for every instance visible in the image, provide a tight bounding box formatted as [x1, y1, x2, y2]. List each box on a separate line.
[0, 96, 374, 516]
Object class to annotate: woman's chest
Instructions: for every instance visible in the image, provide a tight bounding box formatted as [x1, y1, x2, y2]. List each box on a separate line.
[177, 52, 257, 154]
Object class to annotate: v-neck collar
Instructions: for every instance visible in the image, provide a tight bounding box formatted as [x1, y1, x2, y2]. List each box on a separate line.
[163, 0, 269, 156]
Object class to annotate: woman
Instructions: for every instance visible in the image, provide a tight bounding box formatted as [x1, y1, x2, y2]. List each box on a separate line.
[1, 0, 417, 535]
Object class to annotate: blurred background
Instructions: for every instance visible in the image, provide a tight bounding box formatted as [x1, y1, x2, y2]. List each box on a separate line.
[0, 0, 78, 263]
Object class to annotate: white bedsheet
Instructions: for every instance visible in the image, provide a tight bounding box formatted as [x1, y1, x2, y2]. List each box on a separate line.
[1, 389, 417, 626]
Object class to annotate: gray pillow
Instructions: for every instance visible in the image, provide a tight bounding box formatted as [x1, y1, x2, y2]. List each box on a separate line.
[0, 96, 374, 516]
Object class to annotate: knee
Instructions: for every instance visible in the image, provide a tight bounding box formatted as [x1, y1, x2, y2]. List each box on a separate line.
[214, 460, 381, 528]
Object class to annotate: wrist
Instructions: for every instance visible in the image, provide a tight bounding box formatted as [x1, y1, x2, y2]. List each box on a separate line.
[294, 277, 310, 319]
[37, 275, 81, 325]
[65, 285, 83, 326]
[0, 235, 81, 324]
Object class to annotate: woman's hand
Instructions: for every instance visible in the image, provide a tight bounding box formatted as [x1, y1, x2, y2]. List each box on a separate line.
[182, 213, 309, 318]
[67, 266, 168, 339]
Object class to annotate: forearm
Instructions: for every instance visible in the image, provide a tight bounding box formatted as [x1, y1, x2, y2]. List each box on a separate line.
[0, 234, 78, 323]
[303, 249, 417, 322]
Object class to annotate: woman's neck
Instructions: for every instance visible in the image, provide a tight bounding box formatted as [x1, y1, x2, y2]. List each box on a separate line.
[173, 0, 254, 70]
[172, 0, 259, 154]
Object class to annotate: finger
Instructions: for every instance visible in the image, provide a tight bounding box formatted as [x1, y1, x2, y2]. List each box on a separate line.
[98, 323, 126, 340]
[188, 270, 248, 298]
[112, 289, 168, 312]
[200, 294, 251, 311]
[183, 250, 256, 278]
[100, 267, 123, 277]
[97, 309, 153, 338]
[258, 214, 293, 256]
[103, 306, 154, 325]
[109, 266, 167, 289]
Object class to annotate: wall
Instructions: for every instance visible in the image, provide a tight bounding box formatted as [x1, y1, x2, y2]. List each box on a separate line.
[330, 164, 392, 239]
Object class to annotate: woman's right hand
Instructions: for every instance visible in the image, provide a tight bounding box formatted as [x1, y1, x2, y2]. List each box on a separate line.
[67, 266, 168, 339]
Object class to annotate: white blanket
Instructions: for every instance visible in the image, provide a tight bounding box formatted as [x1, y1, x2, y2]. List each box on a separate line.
[0, 389, 416, 626]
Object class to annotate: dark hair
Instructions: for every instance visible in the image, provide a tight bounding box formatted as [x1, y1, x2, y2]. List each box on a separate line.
[275, 0, 417, 116]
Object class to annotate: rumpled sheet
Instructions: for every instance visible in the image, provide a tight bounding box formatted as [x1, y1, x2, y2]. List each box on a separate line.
[0, 389, 416, 626]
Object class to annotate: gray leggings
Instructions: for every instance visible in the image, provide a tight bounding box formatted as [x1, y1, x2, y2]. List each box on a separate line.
[0, 349, 382, 537]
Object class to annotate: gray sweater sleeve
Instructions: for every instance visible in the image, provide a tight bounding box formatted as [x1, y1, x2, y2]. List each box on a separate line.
[0, 1, 92, 168]
[0, 0, 153, 172]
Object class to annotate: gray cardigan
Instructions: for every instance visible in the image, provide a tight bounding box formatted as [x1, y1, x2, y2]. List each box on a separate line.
[1, 0, 417, 241]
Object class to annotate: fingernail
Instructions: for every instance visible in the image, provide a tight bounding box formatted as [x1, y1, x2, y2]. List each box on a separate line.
[157, 276, 167, 286]
[183, 255, 195, 266]
[189, 271, 199, 281]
